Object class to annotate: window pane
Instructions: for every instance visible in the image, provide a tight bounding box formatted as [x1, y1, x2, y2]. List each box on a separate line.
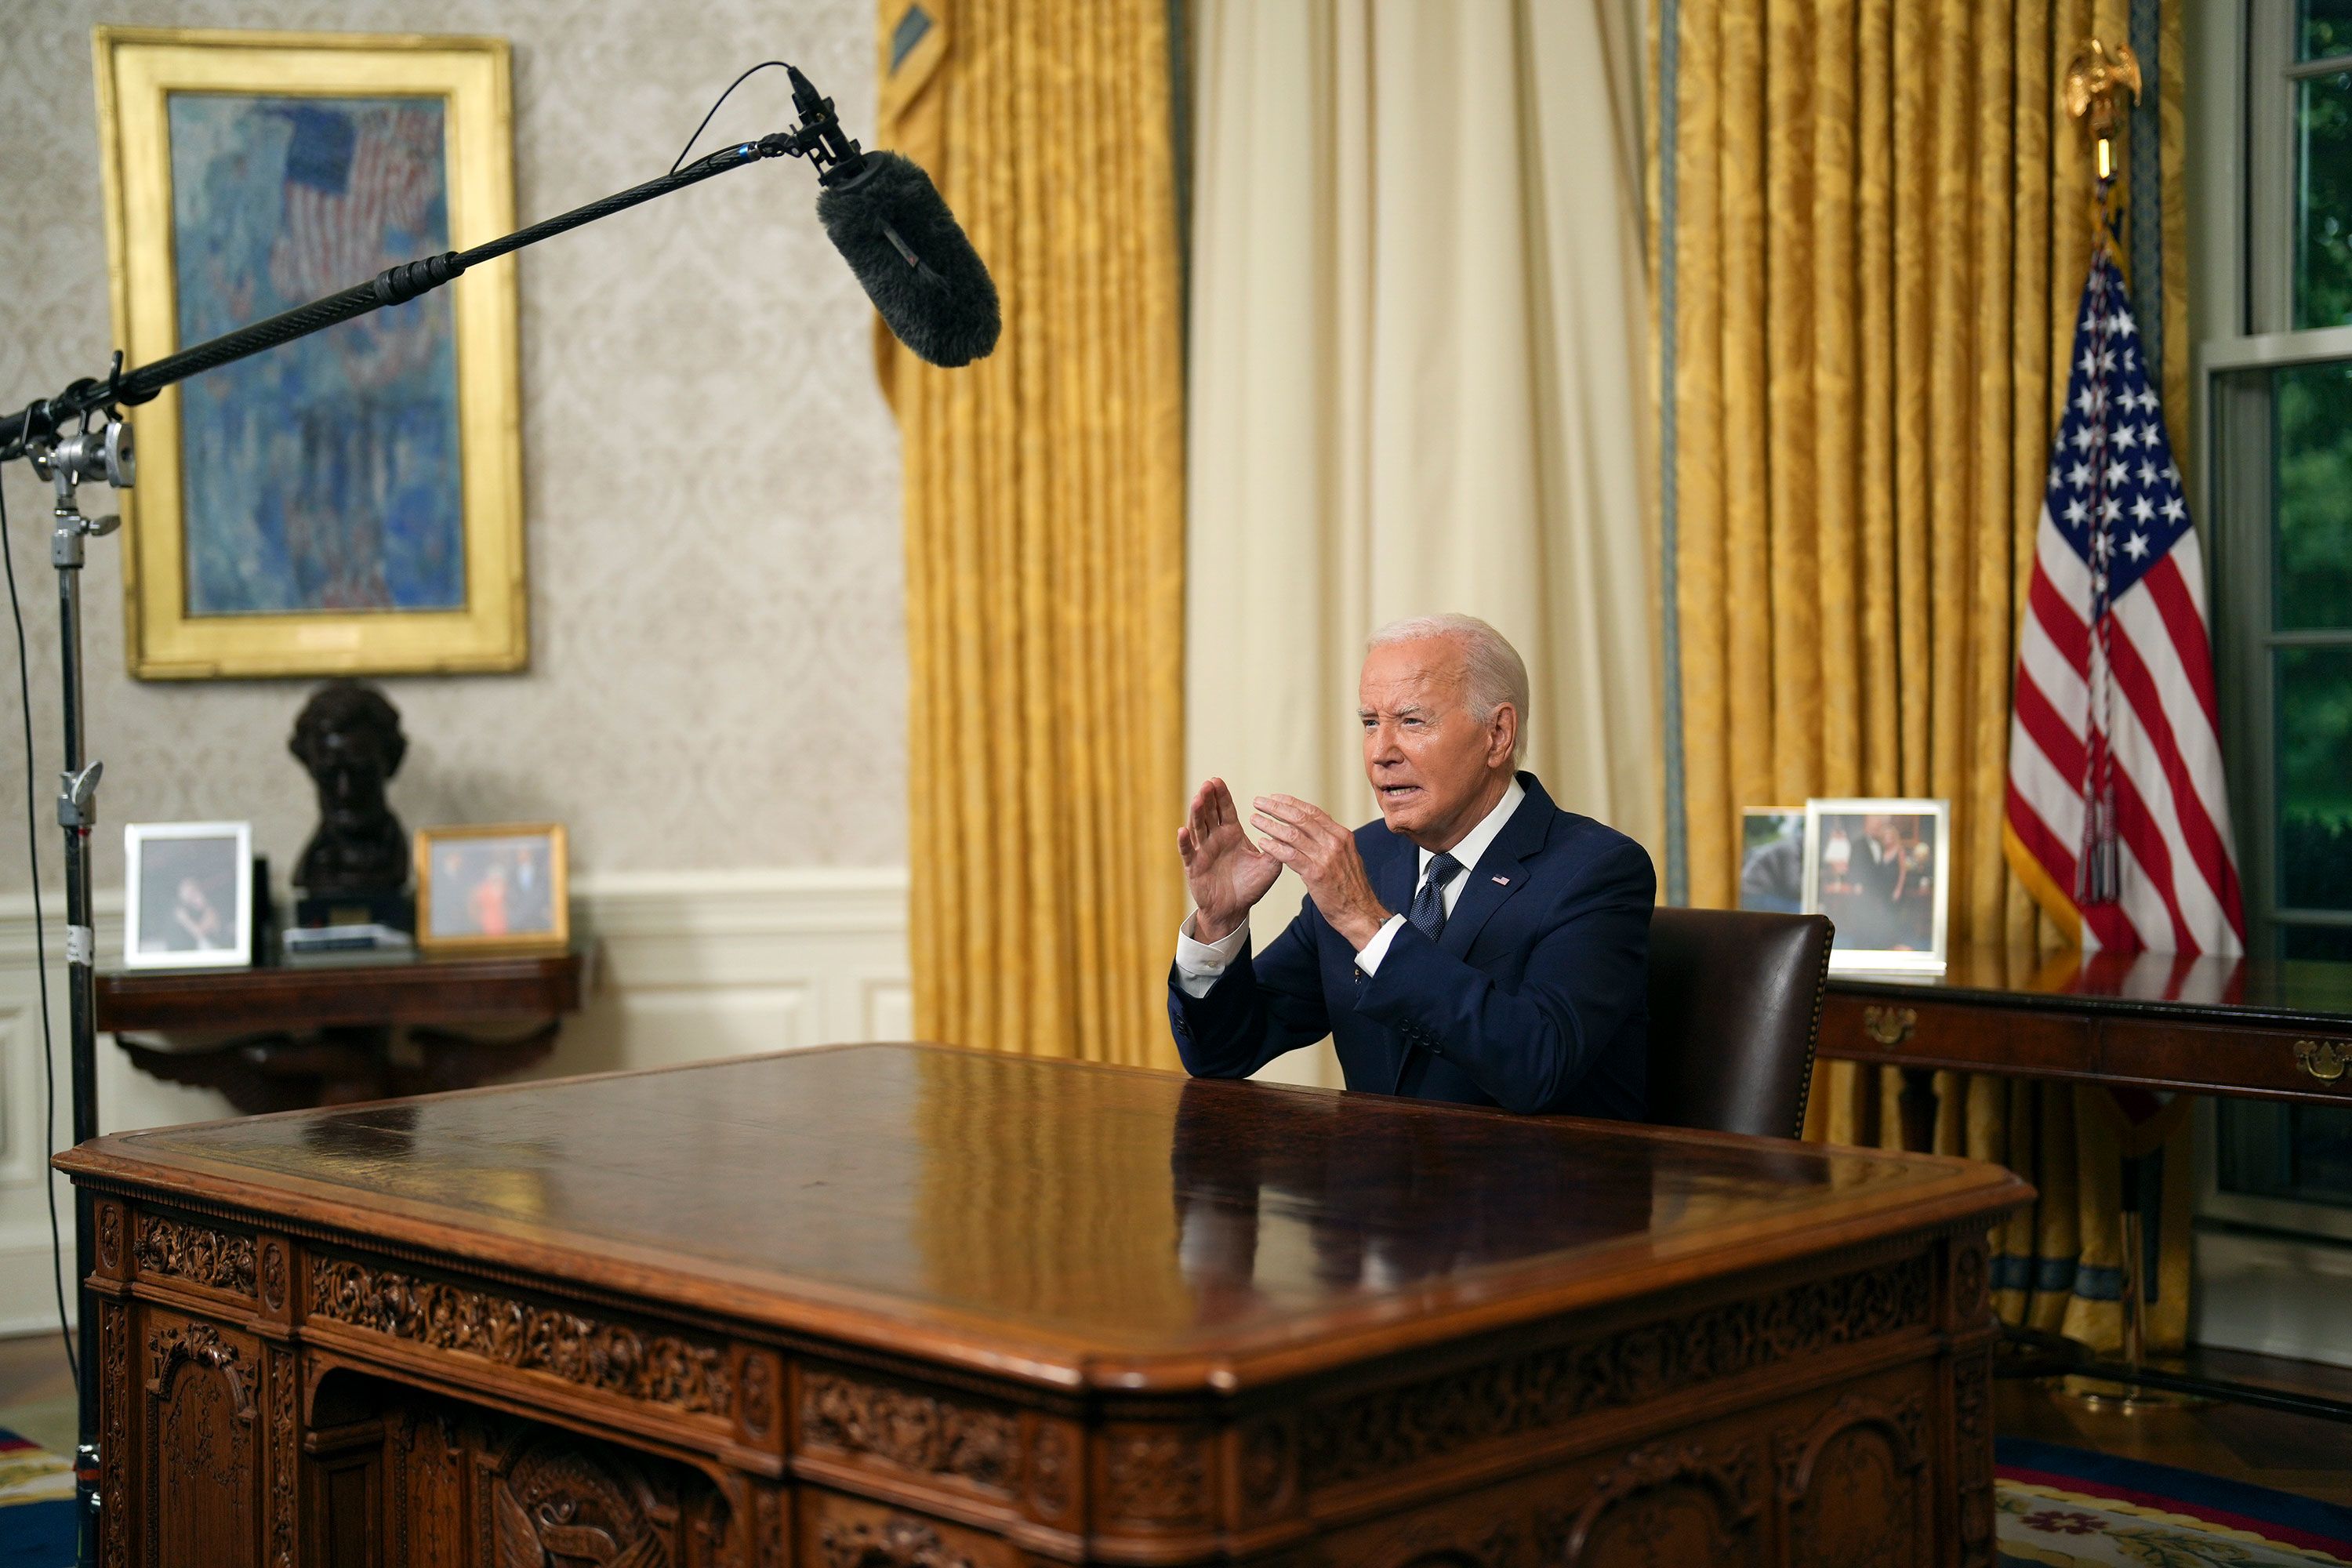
[2289, 1104, 2352, 1202]
[2217, 1099, 2352, 1207]
[2296, 71, 2352, 328]
[2274, 360, 2352, 630]
[2216, 1101, 2293, 1195]
[2282, 924, 2352, 960]
[2304, 0, 2352, 61]
[2278, 645, 2352, 912]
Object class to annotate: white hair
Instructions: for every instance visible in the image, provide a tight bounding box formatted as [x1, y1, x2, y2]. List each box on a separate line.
[1365, 613, 1530, 762]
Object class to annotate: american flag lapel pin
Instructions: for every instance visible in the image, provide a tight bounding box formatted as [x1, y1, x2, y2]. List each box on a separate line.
[1492, 875, 1510, 885]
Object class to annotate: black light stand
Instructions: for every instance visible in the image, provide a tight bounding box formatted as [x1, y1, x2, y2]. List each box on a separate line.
[2, 70, 864, 1568]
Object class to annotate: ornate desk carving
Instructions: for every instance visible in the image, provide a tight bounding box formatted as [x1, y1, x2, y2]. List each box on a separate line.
[60, 1042, 2027, 1567]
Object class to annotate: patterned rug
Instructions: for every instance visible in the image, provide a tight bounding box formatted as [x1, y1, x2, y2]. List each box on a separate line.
[0, 1426, 72, 1568]
[1999, 1437, 2352, 1566]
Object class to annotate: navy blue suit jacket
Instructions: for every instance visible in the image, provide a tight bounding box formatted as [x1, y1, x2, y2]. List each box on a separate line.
[1167, 773, 1654, 1118]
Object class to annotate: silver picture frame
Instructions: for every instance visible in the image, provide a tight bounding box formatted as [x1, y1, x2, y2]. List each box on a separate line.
[1800, 798, 1951, 975]
[123, 820, 253, 969]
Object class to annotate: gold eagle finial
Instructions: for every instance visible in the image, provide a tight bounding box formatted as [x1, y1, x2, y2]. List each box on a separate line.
[2063, 38, 2143, 180]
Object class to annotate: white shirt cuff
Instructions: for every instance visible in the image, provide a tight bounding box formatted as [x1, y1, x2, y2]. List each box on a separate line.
[1174, 913, 1250, 999]
[1354, 913, 1408, 978]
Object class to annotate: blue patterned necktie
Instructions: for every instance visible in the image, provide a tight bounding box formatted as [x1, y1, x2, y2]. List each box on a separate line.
[1409, 853, 1463, 942]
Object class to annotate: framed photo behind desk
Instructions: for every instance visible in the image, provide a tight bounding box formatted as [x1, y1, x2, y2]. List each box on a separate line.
[94, 27, 524, 679]
[1803, 797, 1950, 973]
[124, 820, 252, 968]
[416, 822, 568, 951]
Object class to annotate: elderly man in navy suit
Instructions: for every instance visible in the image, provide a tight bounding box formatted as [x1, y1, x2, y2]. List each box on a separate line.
[1170, 615, 1654, 1118]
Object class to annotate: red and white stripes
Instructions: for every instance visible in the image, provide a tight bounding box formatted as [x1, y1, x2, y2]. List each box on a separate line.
[2007, 503, 2244, 954]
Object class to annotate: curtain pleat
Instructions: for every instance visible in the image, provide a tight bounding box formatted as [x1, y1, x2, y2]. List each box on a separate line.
[1185, 0, 1660, 1090]
[1661, 0, 2197, 1352]
[880, 0, 1187, 1069]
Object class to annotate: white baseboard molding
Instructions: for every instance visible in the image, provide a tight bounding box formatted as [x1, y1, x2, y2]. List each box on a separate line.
[2194, 1222, 2352, 1370]
[0, 1219, 76, 1340]
[0, 866, 909, 1337]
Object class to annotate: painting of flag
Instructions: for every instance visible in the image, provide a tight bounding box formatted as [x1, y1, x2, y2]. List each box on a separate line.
[96, 29, 523, 680]
[168, 95, 466, 615]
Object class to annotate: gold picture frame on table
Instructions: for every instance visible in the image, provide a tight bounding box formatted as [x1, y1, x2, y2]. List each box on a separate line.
[93, 28, 524, 679]
[415, 822, 568, 953]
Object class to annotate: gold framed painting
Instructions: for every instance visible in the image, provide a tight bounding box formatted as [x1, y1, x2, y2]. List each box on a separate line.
[94, 28, 525, 679]
[414, 822, 568, 952]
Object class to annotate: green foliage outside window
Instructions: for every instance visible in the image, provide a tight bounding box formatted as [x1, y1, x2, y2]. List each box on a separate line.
[2302, 0, 2352, 60]
[2296, 72, 2352, 328]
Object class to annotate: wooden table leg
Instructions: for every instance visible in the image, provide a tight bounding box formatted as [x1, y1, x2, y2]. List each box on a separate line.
[1898, 1067, 1939, 1152]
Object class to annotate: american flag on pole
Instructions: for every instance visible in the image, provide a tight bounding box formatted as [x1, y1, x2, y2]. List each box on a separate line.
[2004, 244, 2245, 955]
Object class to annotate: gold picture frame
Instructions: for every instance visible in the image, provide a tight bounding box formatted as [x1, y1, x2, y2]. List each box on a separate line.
[414, 822, 568, 952]
[94, 27, 524, 679]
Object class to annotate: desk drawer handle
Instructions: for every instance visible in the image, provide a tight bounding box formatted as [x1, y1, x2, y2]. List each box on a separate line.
[1863, 1006, 1917, 1047]
[2296, 1039, 2350, 1085]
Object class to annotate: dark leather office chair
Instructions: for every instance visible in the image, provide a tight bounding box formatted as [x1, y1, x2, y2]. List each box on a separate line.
[1646, 908, 1835, 1139]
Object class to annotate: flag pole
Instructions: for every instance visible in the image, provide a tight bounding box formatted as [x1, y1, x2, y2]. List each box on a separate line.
[2053, 39, 2209, 1416]
[2063, 39, 2141, 915]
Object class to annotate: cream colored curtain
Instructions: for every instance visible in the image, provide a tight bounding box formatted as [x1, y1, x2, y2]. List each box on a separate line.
[1186, 0, 1660, 1089]
[1657, 0, 2194, 1352]
[879, 0, 1188, 1069]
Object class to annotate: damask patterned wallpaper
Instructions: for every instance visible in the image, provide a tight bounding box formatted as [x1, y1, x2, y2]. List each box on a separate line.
[0, 0, 906, 894]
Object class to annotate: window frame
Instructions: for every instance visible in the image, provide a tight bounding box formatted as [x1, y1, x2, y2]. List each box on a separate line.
[2196, 2, 2352, 961]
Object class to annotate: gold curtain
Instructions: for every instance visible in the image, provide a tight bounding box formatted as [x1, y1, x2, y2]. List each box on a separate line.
[1658, 0, 2194, 1350]
[877, 0, 1188, 1069]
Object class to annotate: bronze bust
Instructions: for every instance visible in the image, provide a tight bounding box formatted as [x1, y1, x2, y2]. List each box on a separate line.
[290, 681, 409, 897]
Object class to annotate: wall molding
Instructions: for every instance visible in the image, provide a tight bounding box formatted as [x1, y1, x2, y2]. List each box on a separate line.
[2193, 1223, 2352, 1370]
[0, 866, 909, 1338]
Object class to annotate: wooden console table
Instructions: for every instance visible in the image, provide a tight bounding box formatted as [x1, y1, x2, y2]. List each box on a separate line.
[57, 1043, 2027, 1567]
[1821, 942, 2352, 1135]
[1821, 942, 2352, 1420]
[97, 946, 587, 1113]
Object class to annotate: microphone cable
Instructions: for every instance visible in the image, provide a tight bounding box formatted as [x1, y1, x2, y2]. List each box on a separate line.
[668, 60, 793, 175]
[0, 470, 78, 1396]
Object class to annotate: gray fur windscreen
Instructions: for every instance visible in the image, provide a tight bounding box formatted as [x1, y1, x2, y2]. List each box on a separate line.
[816, 151, 1001, 368]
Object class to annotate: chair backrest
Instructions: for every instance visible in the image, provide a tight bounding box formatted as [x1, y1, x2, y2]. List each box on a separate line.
[1646, 907, 1835, 1140]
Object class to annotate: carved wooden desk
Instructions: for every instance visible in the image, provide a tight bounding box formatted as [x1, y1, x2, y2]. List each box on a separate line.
[56, 1042, 2027, 1568]
[1819, 944, 2352, 1148]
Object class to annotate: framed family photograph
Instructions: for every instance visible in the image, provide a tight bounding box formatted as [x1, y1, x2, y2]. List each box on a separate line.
[124, 821, 253, 968]
[1737, 808, 1806, 913]
[94, 27, 524, 680]
[415, 822, 567, 951]
[1802, 798, 1951, 974]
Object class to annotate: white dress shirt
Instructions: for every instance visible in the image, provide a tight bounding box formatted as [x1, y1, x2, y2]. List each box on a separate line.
[1174, 778, 1526, 999]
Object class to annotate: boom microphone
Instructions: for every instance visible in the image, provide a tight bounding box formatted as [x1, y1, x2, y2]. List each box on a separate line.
[815, 150, 1001, 368]
[765, 64, 996, 368]
[0, 63, 1004, 463]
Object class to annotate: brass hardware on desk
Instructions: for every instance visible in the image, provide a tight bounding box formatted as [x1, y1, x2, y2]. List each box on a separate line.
[2296, 1039, 2350, 1085]
[1863, 1006, 1918, 1048]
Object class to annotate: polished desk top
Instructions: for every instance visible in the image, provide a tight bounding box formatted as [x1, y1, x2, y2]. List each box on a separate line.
[1829, 941, 2352, 1029]
[59, 1043, 2024, 1391]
